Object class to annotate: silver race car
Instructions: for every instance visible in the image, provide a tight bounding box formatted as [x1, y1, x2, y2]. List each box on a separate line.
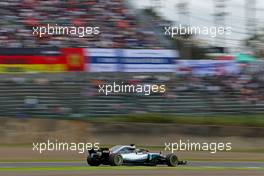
[87, 144, 187, 166]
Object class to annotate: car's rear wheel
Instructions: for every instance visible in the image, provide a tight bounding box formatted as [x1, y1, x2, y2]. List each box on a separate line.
[109, 154, 123, 166]
[87, 155, 101, 166]
[166, 154, 178, 167]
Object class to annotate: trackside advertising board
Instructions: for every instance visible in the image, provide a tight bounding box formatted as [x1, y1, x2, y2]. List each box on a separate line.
[0, 48, 85, 72]
[0, 48, 241, 74]
[85, 48, 120, 72]
[121, 49, 178, 72]
[175, 60, 240, 76]
[85, 49, 179, 72]
[0, 49, 65, 72]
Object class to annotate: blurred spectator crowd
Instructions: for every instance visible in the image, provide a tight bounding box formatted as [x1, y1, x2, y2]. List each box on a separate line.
[0, 0, 161, 48]
[0, 63, 264, 118]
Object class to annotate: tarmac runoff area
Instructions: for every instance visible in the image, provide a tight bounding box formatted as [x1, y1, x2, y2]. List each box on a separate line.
[0, 161, 264, 176]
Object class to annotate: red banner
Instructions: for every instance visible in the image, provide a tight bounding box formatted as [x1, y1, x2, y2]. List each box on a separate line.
[0, 55, 64, 64]
[61, 48, 85, 71]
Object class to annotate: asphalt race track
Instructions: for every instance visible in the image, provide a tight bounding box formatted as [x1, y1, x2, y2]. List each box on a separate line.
[1, 161, 264, 176]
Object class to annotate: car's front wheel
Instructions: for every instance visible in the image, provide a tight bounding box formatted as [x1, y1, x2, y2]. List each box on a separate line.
[166, 154, 178, 167]
[109, 154, 123, 166]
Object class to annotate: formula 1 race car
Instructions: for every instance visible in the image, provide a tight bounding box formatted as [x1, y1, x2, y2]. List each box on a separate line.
[87, 145, 187, 166]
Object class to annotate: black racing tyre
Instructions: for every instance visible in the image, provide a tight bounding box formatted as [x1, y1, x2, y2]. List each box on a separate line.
[166, 154, 178, 167]
[87, 155, 101, 166]
[109, 154, 123, 166]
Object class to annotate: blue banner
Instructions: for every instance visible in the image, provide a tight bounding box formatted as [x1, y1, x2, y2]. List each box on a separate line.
[85, 49, 179, 72]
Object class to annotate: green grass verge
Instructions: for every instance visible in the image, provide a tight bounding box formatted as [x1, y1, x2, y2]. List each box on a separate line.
[0, 166, 264, 172]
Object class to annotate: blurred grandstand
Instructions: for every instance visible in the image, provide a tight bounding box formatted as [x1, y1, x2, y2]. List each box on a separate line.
[0, 64, 263, 118]
[0, 0, 162, 48]
[0, 0, 263, 120]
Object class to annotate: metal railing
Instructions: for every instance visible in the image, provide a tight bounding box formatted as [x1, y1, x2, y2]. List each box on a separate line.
[0, 73, 263, 118]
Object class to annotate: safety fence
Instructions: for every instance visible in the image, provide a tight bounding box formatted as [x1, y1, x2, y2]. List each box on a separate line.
[0, 72, 263, 118]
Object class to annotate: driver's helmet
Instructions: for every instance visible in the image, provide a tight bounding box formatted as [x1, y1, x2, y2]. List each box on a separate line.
[130, 144, 136, 149]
